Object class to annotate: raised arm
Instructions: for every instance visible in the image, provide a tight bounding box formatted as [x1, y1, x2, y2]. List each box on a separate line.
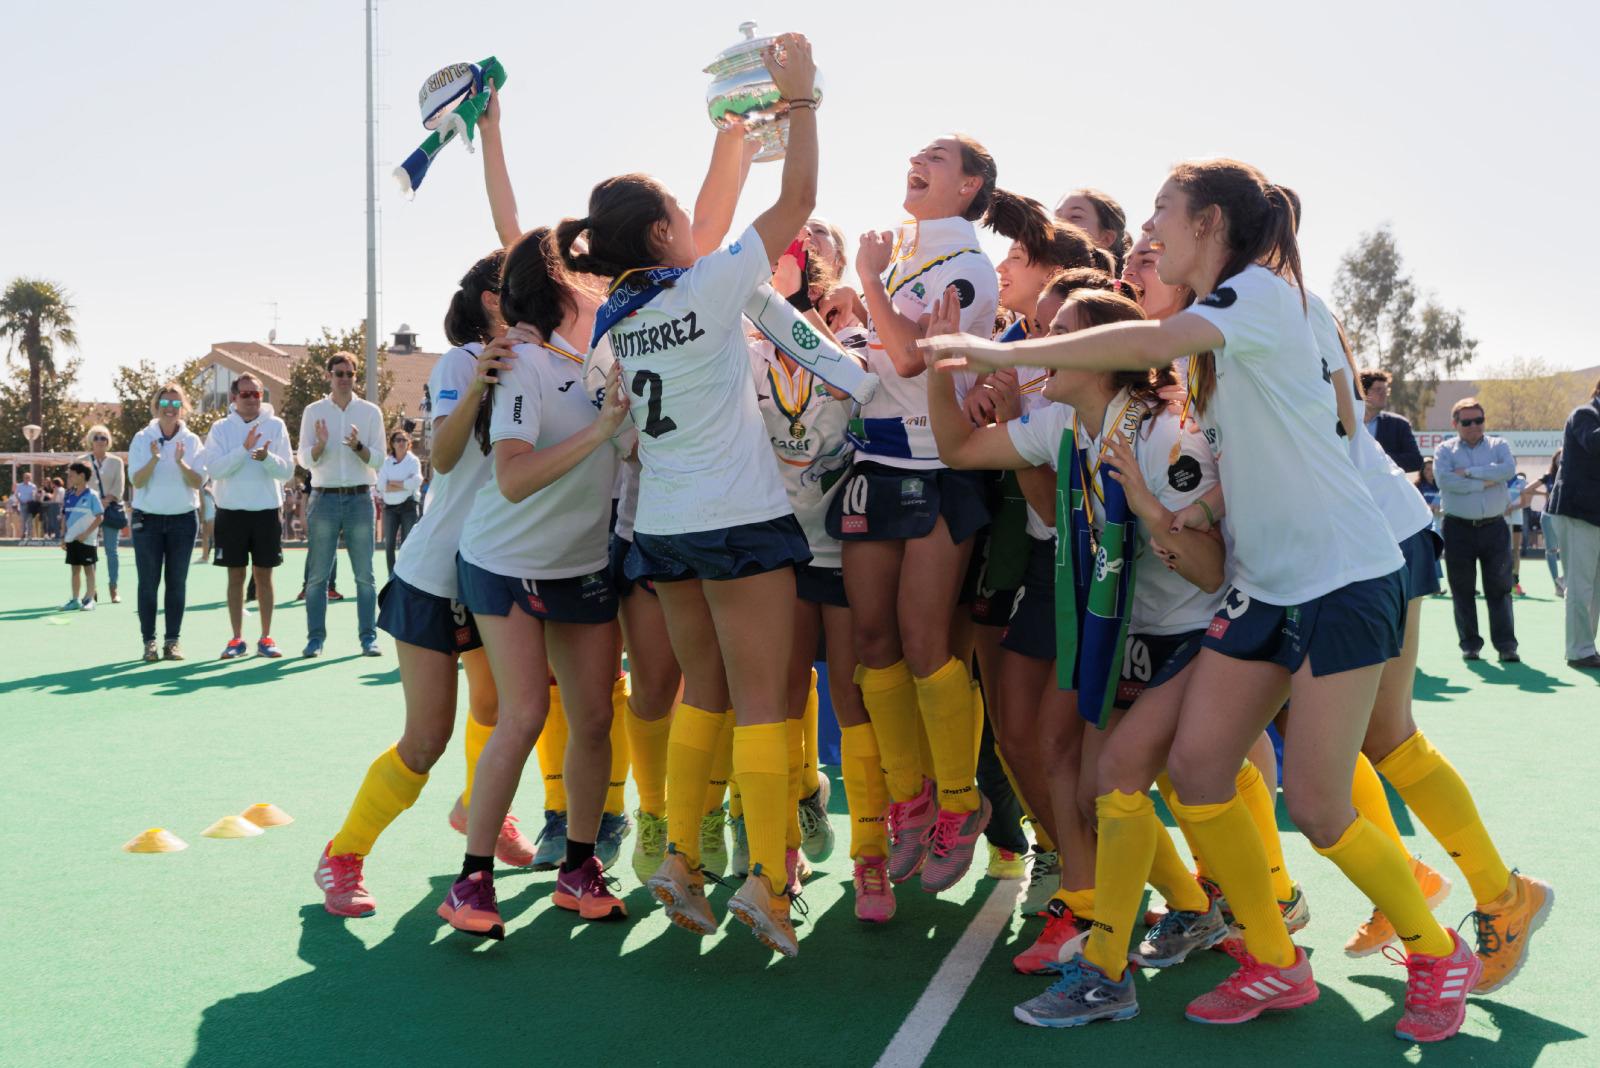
[691, 124, 758, 256]
[919, 310, 1224, 376]
[476, 80, 522, 248]
[856, 232, 931, 378]
[748, 36, 818, 266]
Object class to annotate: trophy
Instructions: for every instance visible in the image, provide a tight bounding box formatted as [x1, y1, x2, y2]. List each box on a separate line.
[704, 22, 823, 163]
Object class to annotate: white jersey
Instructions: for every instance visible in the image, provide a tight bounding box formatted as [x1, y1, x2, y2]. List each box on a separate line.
[604, 224, 790, 536]
[857, 216, 999, 469]
[612, 461, 640, 542]
[458, 334, 617, 580]
[395, 345, 493, 599]
[750, 337, 857, 568]
[1009, 396, 1223, 635]
[1185, 266, 1403, 604]
[1306, 294, 1433, 543]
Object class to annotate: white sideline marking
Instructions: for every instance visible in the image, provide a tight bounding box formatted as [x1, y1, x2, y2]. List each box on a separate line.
[874, 877, 1025, 1068]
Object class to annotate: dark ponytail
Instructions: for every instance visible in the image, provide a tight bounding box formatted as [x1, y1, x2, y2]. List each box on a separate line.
[499, 228, 579, 342]
[984, 191, 1112, 278]
[557, 173, 676, 283]
[443, 249, 506, 347]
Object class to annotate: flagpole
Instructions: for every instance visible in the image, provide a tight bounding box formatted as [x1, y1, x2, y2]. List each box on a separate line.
[364, 0, 379, 402]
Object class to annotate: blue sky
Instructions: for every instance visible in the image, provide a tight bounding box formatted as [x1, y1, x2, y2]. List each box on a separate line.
[3, 0, 1594, 401]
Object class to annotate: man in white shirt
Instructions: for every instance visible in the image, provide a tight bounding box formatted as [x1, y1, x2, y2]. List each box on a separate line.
[201, 374, 295, 659]
[297, 351, 386, 657]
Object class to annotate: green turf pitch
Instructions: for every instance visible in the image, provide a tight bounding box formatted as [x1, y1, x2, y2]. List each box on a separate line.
[1, 547, 1595, 1066]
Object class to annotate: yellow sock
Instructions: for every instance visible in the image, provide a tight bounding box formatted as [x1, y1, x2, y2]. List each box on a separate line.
[1084, 791, 1158, 980]
[1378, 730, 1512, 904]
[1156, 771, 1204, 878]
[856, 662, 923, 801]
[786, 717, 805, 850]
[1149, 814, 1210, 913]
[330, 747, 427, 856]
[1052, 887, 1095, 921]
[704, 708, 735, 815]
[1235, 760, 1293, 901]
[801, 668, 822, 796]
[917, 715, 937, 784]
[1352, 751, 1403, 848]
[606, 676, 630, 815]
[914, 657, 979, 813]
[1315, 816, 1454, 956]
[666, 704, 725, 867]
[729, 782, 743, 820]
[840, 722, 889, 859]
[624, 703, 672, 816]
[461, 715, 492, 808]
[1168, 792, 1296, 967]
[535, 684, 568, 813]
[734, 722, 789, 890]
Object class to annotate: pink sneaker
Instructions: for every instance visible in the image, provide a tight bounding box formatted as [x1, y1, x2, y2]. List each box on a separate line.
[552, 856, 628, 921]
[1391, 928, 1482, 1043]
[919, 794, 992, 893]
[885, 779, 936, 884]
[436, 870, 504, 939]
[853, 855, 896, 923]
[785, 848, 812, 896]
[1185, 945, 1318, 1024]
[447, 798, 535, 868]
[314, 842, 376, 917]
[1013, 899, 1091, 974]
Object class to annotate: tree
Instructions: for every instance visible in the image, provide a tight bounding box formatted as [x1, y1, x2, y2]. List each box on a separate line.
[1333, 227, 1476, 425]
[110, 357, 217, 445]
[0, 277, 78, 429]
[1472, 356, 1594, 430]
[0, 352, 84, 454]
[277, 324, 392, 442]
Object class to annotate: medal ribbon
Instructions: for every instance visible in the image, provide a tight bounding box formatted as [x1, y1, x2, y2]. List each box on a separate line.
[766, 358, 814, 434]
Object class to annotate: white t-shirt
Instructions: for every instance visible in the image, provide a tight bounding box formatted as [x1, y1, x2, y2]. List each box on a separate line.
[457, 333, 617, 580]
[297, 394, 385, 488]
[750, 338, 857, 568]
[128, 420, 204, 515]
[1306, 293, 1432, 543]
[604, 224, 791, 536]
[396, 345, 493, 599]
[1184, 266, 1403, 604]
[379, 452, 422, 506]
[1009, 396, 1223, 635]
[857, 217, 999, 469]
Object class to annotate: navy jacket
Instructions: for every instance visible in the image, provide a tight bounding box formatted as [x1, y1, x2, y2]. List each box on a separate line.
[1370, 411, 1423, 472]
[1550, 397, 1600, 527]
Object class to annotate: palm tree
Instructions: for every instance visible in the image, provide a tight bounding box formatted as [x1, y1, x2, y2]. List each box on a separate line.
[0, 278, 79, 429]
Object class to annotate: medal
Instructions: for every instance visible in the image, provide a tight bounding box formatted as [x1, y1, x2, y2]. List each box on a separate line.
[790, 420, 807, 439]
[768, 358, 814, 441]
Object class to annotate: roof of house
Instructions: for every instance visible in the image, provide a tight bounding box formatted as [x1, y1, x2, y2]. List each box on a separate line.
[198, 340, 439, 418]
[1420, 364, 1600, 428]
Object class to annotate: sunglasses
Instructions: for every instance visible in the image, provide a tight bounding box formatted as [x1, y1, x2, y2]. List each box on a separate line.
[157, 398, 182, 410]
[92, 435, 109, 442]
[330, 370, 355, 379]
[1458, 417, 1485, 427]
[236, 390, 263, 400]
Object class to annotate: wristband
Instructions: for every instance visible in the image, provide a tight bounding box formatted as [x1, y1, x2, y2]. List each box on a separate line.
[1198, 499, 1216, 527]
[783, 97, 818, 111]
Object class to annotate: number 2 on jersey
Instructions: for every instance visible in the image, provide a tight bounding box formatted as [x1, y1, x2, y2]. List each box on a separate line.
[630, 370, 677, 438]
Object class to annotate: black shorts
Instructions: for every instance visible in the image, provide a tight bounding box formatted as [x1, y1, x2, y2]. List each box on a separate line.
[1202, 570, 1406, 676]
[1114, 630, 1205, 710]
[25, 500, 42, 517]
[377, 575, 482, 654]
[609, 533, 656, 598]
[457, 556, 618, 625]
[826, 462, 990, 545]
[213, 507, 284, 568]
[797, 563, 848, 607]
[628, 515, 812, 583]
[1399, 526, 1442, 600]
[968, 531, 1025, 626]
[64, 541, 98, 566]
[999, 537, 1056, 661]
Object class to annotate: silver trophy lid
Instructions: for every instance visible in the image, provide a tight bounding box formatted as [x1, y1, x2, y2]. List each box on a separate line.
[703, 21, 777, 75]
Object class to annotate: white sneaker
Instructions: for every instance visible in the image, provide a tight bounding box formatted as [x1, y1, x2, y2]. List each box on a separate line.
[80, 597, 96, 612]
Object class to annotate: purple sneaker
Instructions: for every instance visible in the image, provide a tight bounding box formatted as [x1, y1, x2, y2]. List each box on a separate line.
[885, 779, 936, 884]
[919, 794, 993, 893]
[553, 856, 628, 921]
[435, 870, 504, 939]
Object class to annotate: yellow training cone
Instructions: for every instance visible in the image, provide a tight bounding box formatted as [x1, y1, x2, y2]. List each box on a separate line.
[202, 815, 265, 839]
[241, 803, 294, 828]
[124, 828, 188, 853]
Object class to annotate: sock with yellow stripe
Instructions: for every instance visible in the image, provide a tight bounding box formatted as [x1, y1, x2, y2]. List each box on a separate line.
[801, 668, 822, 796]
[460, 714, 492, 808]
[1148, 814, 1211, 913]
[534, 684, 568, 813]
[914, 657, 980, 813]
[1315, 816, 1454, 956]
[1377, 730, 1511, 904]
[605, 677, 630, 815]
[1235, 759, 1293, 902]
[330, 746, 428, 856]
[665, 704, 725, 867]
[1351, 751, 1404, 848]
[704, 708, 735, 815]
[786, 716, 805, 850]
[624, 703, 672, 817]
[1052, 887, 1095, 921]
[1084, 790, 1158, 980]
[1155, 771, 1204, 878]
[840, 722, 889, 860]
[855, 662, 923, 801]
[734, 722, 789, 891]
[1168, 792, 1296, 968]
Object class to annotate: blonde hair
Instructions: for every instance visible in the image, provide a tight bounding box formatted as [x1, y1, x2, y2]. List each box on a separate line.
[150, 381, 189, 416]
[83, 424, 113, 449]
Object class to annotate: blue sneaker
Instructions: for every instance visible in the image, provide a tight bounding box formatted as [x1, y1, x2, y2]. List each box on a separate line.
[530, 810, 567, 871]
[221, 639, 249, 660]
[302, 639, 324, 659]
[597, 811, 632, 869]
[1014, 954, 1139, 1028]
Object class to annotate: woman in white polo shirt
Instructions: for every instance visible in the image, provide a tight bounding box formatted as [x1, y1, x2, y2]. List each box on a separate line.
[378, 429, 422, 573]
[127, 383, 204, 662]
[78, 425, 127, 602]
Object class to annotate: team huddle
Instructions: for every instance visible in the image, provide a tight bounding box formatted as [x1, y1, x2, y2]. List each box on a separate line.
[308, 36, 1550, 1043]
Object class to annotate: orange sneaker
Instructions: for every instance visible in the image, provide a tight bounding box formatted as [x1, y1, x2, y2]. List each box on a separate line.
[552, 856, 628, 921]
[727, 866, 800, 958]
[646, 845, 718, 936]
[1469, 870, 1554, 992]
[1013, 899, 1092, 974]
[447, 797, 536, 868]
[1346, 856, 1453, 958]
[436, 870, 503, 939]
[314, 842, 376, 917]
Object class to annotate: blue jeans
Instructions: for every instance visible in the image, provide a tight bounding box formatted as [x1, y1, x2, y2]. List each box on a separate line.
[133, 510, 197, 643]
[1543, 513, 1563, 583]
[305, 490, 376, 644]
[101, 523, 121, 588]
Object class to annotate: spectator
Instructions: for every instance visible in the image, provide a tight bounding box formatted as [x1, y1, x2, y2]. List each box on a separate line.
[1507, 469, 1528, 597]
[200, 372, 295, 660]
[17, 472, 39, 543]
[1548, 378, 1600, 669]
[129, 382, 205, 662]
[1361, 368, 1424, 472]
[59, 462, 104, 611]
[378, 428, 422, 573]
[198, 483, 217, 562]
[44, 478, 64, 540]
[1415, 459, 1446, 594]
[79, 425, 127, 604]
[296, 351, 384, 657]
[3, 488, 18, 539]
[1530, 451, 1564, 597]
[1434, 396, 1520, 662]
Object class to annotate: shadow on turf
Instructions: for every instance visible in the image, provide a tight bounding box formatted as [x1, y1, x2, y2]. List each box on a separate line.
[1462, 660, 1571, 695]
[1347, 974, 1586, 1063]
[0, 653, 366, 697]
